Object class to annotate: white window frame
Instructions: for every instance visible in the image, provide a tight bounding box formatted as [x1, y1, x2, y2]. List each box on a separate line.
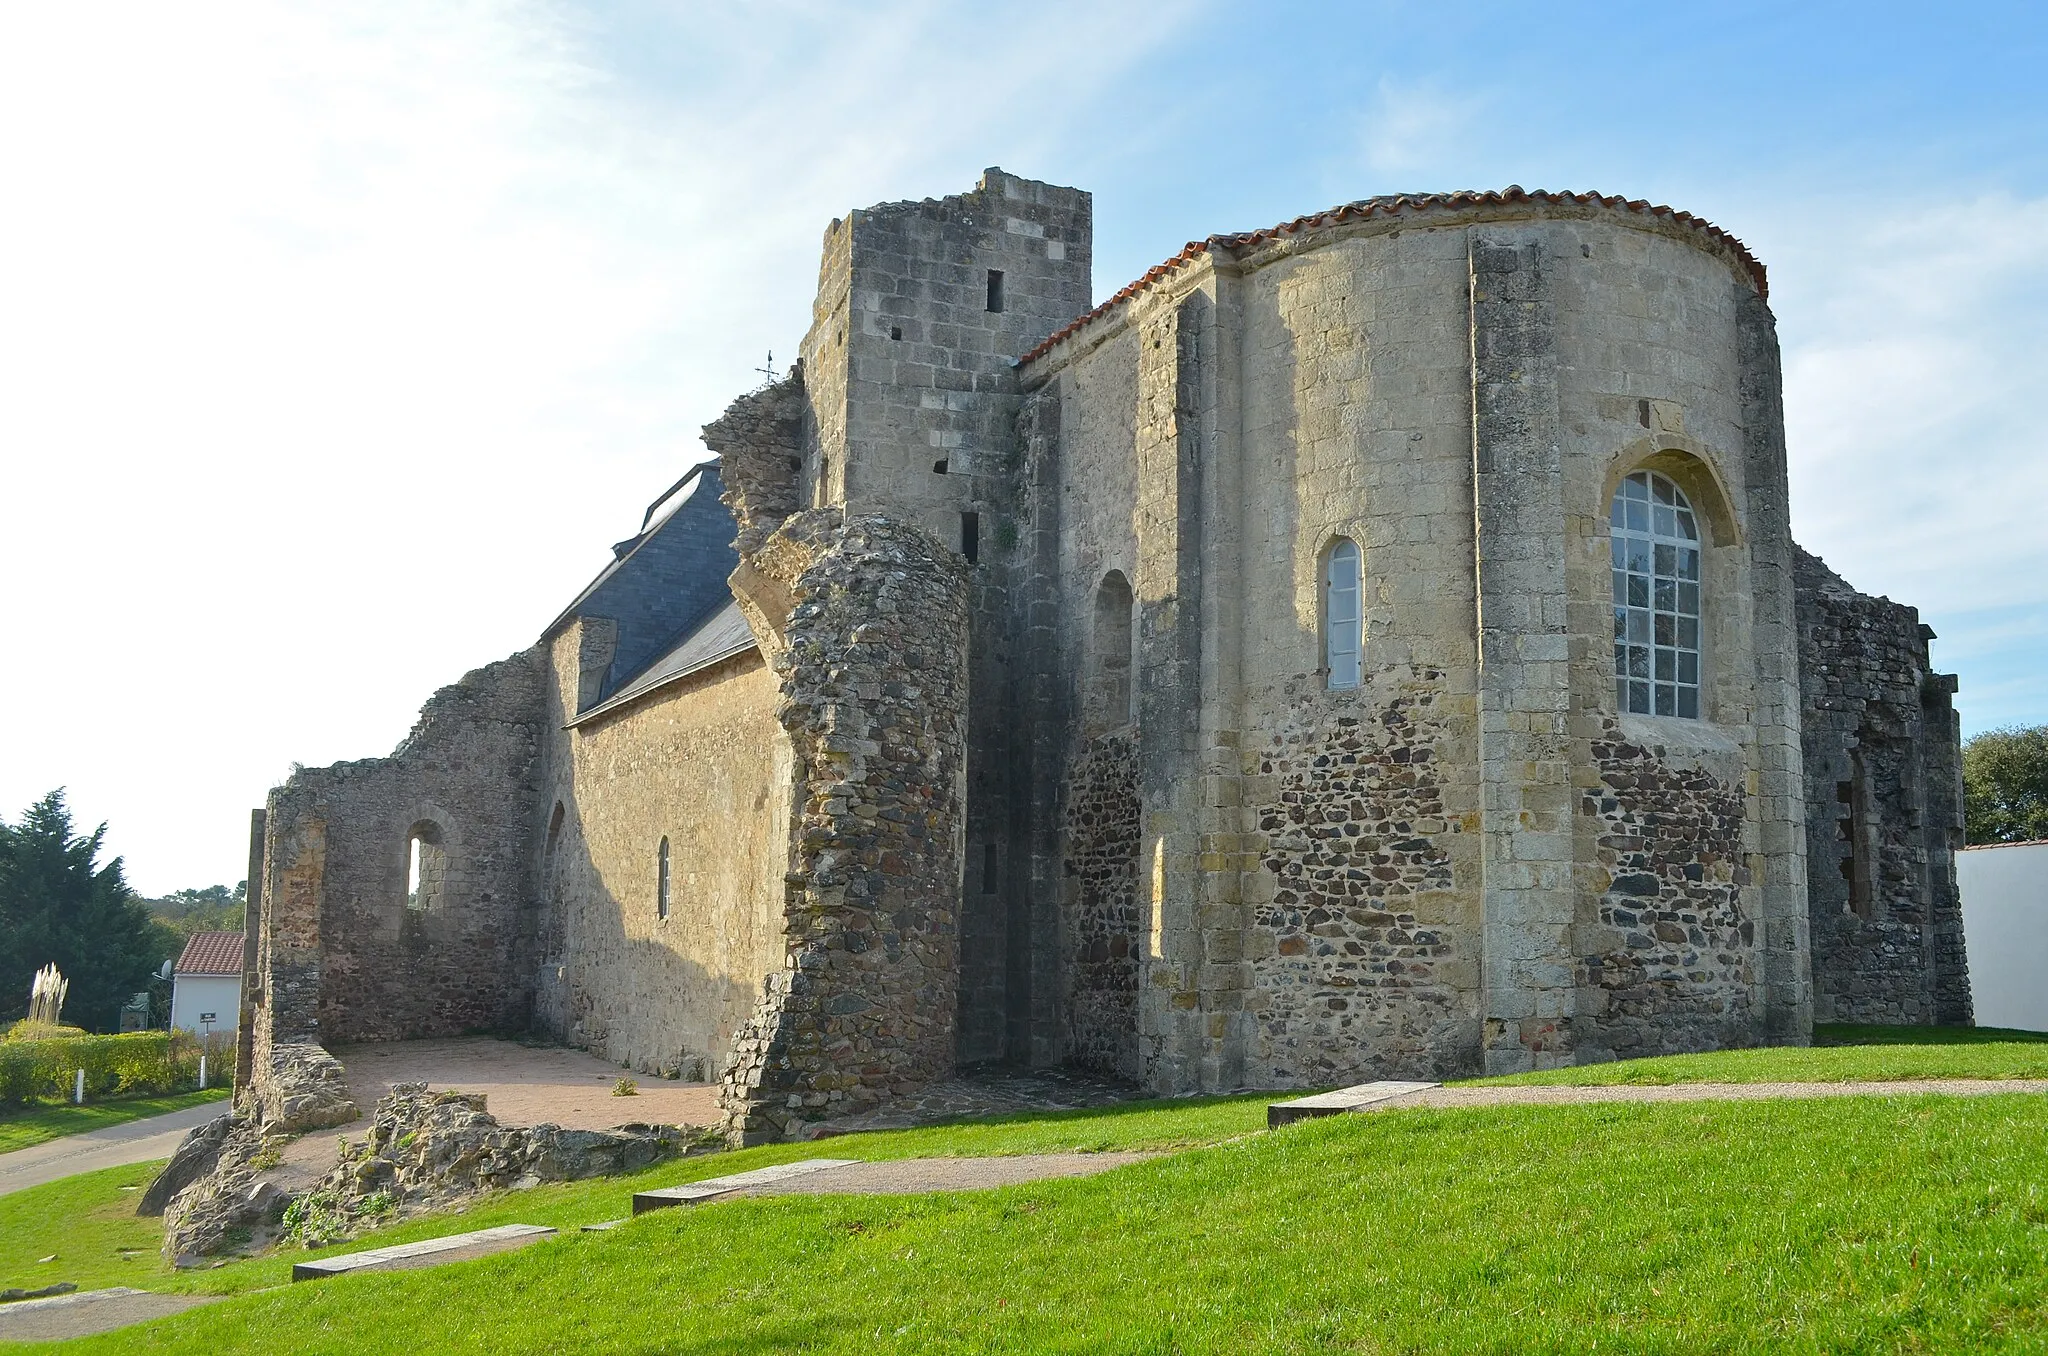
[1610, 469, 1702, 719]
[1325, 538, 1362, 691]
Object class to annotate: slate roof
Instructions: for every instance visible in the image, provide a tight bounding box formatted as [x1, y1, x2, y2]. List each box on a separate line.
[175, 931, 244, 976]
[1020, 187, 1767, 367]
[542, 460, 745, 709]
[569, 597, 758, 726]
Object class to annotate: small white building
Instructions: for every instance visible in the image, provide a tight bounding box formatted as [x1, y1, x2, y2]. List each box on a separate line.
[1958, 841, 2048, 1033]
[169, 931, 243, 1038]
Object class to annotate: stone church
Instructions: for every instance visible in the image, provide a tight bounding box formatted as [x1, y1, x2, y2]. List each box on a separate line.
[238, 170, 1972, 1143]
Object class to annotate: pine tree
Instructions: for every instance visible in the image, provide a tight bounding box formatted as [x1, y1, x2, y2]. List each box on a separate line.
[0, 790, 174, 1031]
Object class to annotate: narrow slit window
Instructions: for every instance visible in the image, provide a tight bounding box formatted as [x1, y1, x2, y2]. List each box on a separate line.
[961, 511, 980, 562]
[985, 269, 1005, 313]
[1610, 469, 1702, 718]
[1325, 539, 1361, 690]
[404, 822, 446, 913]
[656, 837, 671, 920]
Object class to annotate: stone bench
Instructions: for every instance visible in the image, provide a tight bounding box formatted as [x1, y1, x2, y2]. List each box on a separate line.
[290, 1224, 556, 1281]
[1267, 1081, 1438, 1128]
[631, 1158, 859, 1215]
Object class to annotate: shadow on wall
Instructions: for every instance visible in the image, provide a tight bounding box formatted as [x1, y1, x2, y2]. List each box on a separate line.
[525, 781, 770, 1085]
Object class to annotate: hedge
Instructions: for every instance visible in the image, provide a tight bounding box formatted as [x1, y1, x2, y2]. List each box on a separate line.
[0, 1030, 229, 1107]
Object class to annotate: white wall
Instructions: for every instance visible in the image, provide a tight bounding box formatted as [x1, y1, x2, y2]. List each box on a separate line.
[1958, 841, 2048, 1033]
[169, 974, 241, 1036]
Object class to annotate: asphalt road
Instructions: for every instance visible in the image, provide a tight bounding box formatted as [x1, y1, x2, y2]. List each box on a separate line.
[0, 1101, 225, 1197]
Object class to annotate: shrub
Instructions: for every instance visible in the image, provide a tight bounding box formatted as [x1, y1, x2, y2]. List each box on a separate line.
[0, 1029, 229, 1107]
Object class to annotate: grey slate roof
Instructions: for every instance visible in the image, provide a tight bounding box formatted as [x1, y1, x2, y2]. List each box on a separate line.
[568, 598, 758, 725]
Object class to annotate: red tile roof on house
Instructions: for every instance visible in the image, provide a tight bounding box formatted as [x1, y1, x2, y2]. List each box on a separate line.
[1019, 187, 1768, 367]
[175, 930, 244, 976]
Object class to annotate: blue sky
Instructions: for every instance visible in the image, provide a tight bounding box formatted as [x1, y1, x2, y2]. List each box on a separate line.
[2, 1, 2042, 891]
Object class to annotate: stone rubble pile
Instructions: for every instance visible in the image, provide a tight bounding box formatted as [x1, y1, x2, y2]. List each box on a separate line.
[296, 1083, 706, 1241]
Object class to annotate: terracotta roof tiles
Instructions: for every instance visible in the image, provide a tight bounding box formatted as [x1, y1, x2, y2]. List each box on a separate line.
[1019, 187, 1766, 367]
[174, 930, 245, 976]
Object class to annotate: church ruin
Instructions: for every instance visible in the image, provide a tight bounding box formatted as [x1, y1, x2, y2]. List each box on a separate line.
[237, 170, 1972, 1143]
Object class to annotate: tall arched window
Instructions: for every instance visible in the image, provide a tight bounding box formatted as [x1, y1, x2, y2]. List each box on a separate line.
[404, 821, 447, 913]
[1088, 571, 1135, 731]
[656, 837, 671, 920]
[1324, 538, 1361, 691]
[1611, 469, 1701, 718]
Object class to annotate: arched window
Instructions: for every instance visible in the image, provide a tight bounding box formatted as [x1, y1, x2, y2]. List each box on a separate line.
[657, 837, 671, 920]
[1324, 539, 1361, 691]
[1088, 571, 1135, 731]
[405, 821, 447, 913]
[1611, 469, 1701, 718]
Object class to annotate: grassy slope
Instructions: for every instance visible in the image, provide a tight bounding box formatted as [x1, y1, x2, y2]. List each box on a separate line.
[1464, 1023, 2048, 1087]
[0, 1093, 1274, 1299]
[26, 1092, 2048, 1354]
[0, 1088, 231, 1155]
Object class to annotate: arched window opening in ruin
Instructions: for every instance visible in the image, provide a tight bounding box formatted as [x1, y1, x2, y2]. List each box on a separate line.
[657, 836, 671, 920]
[1088, 571, 1135, 732]
[405, 821, 447, 913]
[1323, 538, 1362, 691]
[1611, 470, 1701, 718]
[1839, 753, 1875, 919]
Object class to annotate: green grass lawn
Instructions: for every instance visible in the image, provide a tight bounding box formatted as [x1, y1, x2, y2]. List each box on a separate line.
[1464, 1023, 2048, 1087]
[0, 1092, 1275, 1300]
[18, 1091, 2048, 1354]
[0, 1088, 231, 1155]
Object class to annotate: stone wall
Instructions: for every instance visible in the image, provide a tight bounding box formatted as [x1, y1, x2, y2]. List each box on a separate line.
[1247, 677, 1477, 1085]
[529, 631, 791, 1079]
[1796, 548, 1971, 1024]
[1578, 721, 1754, 1057]
[1060, 734, 1140, 1078]
[718, 510, 971, 1143]
[250, 651, 547, 1079]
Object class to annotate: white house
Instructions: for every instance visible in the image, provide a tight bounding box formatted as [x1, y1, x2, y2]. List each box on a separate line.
[1958, 841, 2048, 1033]
[169, 931, 243, 1038]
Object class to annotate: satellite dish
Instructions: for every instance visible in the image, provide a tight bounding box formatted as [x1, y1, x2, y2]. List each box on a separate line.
[158, 960, 173, 980]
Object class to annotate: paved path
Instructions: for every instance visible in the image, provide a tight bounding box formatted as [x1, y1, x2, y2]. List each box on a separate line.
[0, 1101, 227, 1198]
[1378, 1078, 2048, 1113]
[0, 1288, 219, 1342]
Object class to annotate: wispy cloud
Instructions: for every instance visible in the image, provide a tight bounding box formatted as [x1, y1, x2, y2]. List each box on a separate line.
[0, 0, 1201, 890]
[1761, 194, 2048, 730]
[1354, 77, 1484, 183]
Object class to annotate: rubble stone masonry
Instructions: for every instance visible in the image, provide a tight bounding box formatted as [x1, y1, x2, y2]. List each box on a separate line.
[718, 510, 971, 1143]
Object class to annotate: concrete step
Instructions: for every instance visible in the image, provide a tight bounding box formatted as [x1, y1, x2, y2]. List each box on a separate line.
[290, 1224, 557, 1281]
[1268, 1081, 1438, 1128]
[631, 1158, 860, 1215]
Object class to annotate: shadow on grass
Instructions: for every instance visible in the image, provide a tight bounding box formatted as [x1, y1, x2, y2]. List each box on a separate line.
[1815, 1022, 2048, 1046]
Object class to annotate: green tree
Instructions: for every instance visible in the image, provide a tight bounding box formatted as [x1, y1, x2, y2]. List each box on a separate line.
[144, 882, 246, 945]
[0, 790, 173, 1031]
[1963, 725, 2048, 845]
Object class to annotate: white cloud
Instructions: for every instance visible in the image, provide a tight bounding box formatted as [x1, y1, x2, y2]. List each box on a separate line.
[1760, 194, 2048, 728]
[0, 0, 1201, 892]
[1354, 77, 1483, 181]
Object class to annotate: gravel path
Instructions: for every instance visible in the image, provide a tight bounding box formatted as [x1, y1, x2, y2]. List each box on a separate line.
[1384, 1078, 2048, 1111]
[735, 1152, 1156, 1197]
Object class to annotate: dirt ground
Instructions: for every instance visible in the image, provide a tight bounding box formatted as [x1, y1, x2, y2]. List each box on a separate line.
[269, 1038, 721, 1191]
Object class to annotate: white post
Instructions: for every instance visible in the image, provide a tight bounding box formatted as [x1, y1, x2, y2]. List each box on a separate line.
[74, 1068, 85, 1105]
[198, 1055, 208, 1091]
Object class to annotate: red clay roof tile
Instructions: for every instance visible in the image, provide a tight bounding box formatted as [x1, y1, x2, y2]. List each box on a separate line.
[1019, 188, 1767, 367]
[174, 930, 244, 976]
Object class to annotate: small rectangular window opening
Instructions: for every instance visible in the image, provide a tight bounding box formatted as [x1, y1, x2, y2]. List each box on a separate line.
[985, 270, 1005, 313]
[961, 511, 980, 562]
[890, 325, 902, 341]
[933, 459, 948, 475]
[982, 843, 998, 894]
